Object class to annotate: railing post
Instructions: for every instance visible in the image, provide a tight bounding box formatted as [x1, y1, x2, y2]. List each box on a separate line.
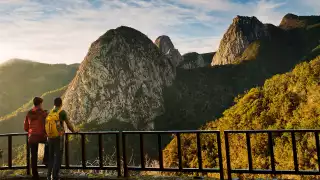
[98, 134, 103, 168]
[116, 132, 121, 177]
[122, 132, 128, 177]
[26, 135, 30, 175]
[246, 132, 253, 171]
[224, 131, 232, 180]
[315, 131, 320, 172]
[7, 135, 12, 168]
[176, 132, 183, 170]
[157, 134, 164, 170]
[291, 131, 299, 172]
[65, 133, 69, 168]
[139, 134, 145, 169]
[268, 132, 276, 175]
[216, 132, 224, 180]
[81, 133, 86, 168]
[196, 132, 203, 171]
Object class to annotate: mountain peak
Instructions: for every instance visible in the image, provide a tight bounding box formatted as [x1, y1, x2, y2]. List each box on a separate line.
[63, 27, 176, 130]
[93, 26, 153, 48]
[283, 13, 298, 19]
[279, 13, 320, 30]
[233, 15, 261, 25]
[154, 35, 183, 67]
[211, 15, 268, 66]
[155, 35, 174, 49]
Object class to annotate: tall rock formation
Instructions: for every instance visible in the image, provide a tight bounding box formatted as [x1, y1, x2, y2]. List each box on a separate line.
[62, 26, 175, 130]
[211, 16, 269, 66]
[155, 35, 183, 67]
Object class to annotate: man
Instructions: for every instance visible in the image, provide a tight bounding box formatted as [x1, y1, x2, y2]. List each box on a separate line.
[46, 97, 78, 180]
[24, 97, 48, 180]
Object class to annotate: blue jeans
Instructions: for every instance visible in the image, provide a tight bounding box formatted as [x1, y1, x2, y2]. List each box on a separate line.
[47, 136, 64, 180]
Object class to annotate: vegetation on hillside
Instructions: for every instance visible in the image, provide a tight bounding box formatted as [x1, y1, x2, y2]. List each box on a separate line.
[0, 59, 78, 116]
[163, 56, 320, 179]
[154, 21, 320, 131]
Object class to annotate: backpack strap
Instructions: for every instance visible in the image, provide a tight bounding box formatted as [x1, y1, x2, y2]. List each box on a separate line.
[57, 109, 63, 114]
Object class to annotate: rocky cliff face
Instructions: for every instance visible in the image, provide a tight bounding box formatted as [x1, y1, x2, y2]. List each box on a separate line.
[62, 26, 175, 130]
[211, 16, 269, 66]
[155, 35, 183, 67]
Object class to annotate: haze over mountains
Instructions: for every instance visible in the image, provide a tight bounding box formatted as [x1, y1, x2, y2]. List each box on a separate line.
[0, 13, 320, 178]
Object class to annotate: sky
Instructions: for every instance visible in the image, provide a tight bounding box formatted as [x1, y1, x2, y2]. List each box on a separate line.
[0, 0, 319, 64]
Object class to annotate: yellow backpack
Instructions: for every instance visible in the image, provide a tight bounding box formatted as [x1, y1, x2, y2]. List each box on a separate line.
[45, 109, 62, 138]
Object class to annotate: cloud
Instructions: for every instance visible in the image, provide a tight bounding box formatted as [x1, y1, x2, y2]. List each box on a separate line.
[0, 0, 317, 64]
[303, 0, 320, 14]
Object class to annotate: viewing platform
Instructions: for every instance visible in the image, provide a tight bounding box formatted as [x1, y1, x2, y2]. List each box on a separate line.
[1, 130, 320, 180]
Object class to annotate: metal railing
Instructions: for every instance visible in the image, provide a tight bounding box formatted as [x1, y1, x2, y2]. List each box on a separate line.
[121, 130, 223, 179]
[224, 129, 320, 179]
[0, 132, 122, 176]
[63, 132, 121, 176]
[0, 133, 29, 172]
[1, 129, 320, 179]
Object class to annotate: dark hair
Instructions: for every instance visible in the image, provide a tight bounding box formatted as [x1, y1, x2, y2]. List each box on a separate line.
[54, 97, 63, 107]
[33, 97, 43, 107]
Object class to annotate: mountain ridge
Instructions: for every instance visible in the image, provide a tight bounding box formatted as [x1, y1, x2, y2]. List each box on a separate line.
[279, 13, 320, 30]
[0, 59, 79, 116]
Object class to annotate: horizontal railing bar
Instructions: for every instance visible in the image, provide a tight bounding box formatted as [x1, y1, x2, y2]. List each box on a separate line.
[62, 166, 118, 170]
[35, 165, 118, 170]
[67, 131, 120, 134]
[231, 169, 320, 175]
[0, 133, 27, 137]
[0, 131, 120, 136]
[122, 130, 219, 134]
[0, 166, 27, 170]
[1, 130, 319, 137]
[225, 129, 320, 133]
[127, 167, 220, 172]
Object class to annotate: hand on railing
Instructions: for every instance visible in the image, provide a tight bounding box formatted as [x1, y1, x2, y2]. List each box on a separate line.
[73, 128, 80, 134]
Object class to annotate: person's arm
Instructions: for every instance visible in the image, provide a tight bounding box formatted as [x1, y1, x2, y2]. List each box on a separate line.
[65, 119, 77, 133]
[43, 110, 48, 135]
[24, 115, 29, 132]
[61, 110, 77, 133]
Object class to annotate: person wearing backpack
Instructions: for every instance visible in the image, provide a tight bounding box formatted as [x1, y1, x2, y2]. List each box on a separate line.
[45, 97, 78, 180]
[24, 97, 48, 180]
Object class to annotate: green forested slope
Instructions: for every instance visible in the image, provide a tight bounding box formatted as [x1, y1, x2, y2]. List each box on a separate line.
[154, 22, 320, 131]
[0, 59, 78, 116]
[163, 56, 320, 179]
